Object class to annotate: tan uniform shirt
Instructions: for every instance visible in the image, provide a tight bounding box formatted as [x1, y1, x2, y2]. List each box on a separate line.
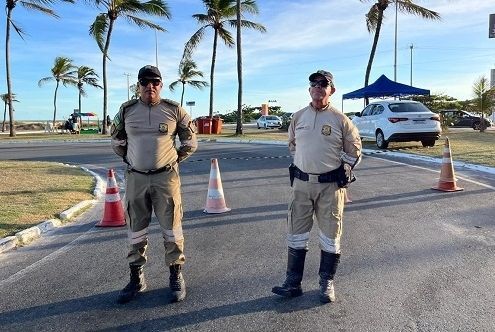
[113, 99, 197, 171]
[288, 103, 361, 174]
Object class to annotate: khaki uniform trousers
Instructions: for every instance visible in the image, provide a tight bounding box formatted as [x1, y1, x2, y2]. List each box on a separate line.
[124, 165, 185, 267]
[287, 179, 345, 253]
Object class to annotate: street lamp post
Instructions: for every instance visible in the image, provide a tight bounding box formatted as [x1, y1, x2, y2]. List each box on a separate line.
[124, 73, 131, 100]
[186, 101, 195, 119]
[410, 44, 414, 86]
[394, 1, 398, 82]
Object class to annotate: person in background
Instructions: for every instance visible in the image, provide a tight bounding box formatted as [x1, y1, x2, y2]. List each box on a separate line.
[272, 70, 361, 303]
[111, 65, 197, 304]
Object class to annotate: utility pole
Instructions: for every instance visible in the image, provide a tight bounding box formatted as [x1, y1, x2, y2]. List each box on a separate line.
[155, 30, 159, 68]
[410, 44, 414, 86]
[124, 73, 131, 100]
[394, 1, 398, 82]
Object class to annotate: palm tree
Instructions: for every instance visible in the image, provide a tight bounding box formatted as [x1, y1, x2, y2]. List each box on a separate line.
[235, 0, 243, 135]
[4, 0, 74, 137]
[360, 0, 440, 105]
[183, 0, 266, 118]
[38, 56, 78, 127]
[472, 76, 494, 133]
[76, 66, 102, 114]
[169, 59, 208, 107]
[1, 92, 18, 132]
[89, 0, 171, 135]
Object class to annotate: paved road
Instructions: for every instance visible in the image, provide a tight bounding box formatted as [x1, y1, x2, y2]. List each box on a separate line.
[0, 141, 494, 331]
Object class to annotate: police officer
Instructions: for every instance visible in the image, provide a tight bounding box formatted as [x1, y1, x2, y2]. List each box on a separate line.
[111, 65, 197, 304]
[272, 70, 361, 303]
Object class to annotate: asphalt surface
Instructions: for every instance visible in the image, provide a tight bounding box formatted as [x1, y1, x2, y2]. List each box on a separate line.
[0, 140, 494, 331]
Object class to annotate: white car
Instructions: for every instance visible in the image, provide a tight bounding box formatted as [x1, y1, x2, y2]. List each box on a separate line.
[257, 115, 282, 129]
[352, 100, 441, 149]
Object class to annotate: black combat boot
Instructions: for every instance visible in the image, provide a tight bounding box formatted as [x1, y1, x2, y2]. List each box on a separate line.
[272, 247, 307, 297]
[117, 265, 147, 304]
[169, 264, 186, 302]
[319, 251, 341, 303]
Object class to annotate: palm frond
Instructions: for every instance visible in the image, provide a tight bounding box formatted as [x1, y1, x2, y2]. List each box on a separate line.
[169, 81, 180, 91]
[365, 5, 380, 32]
[124, 15, 165, 31]
[19, 2, 59, 18]
[228, 19, 266, 33]
[183, 26, 207, 59]
[89, 14, 109, 53]
[397, 1, 440, 20]
[187, 80, 208, 89]
[216, 26, 235, 47]
[141, 0, 171, 18]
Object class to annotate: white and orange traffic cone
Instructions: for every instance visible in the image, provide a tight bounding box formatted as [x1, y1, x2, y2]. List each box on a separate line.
[204, 158, 231, 214]
[432, 137, 463, 192]
[96, 169, 126, 227]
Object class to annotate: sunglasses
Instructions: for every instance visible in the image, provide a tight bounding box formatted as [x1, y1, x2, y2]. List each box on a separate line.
[309, 81, 329, 88]
[139, 78, 161, 87]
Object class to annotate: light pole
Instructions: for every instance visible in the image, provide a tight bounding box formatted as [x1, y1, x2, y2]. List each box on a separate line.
[124, 73, 131, 100]
[155, 29, 159, 68]
[409, 44, 414, 86]
[394, 1, 398, 82]
[186, 101, 195, 119]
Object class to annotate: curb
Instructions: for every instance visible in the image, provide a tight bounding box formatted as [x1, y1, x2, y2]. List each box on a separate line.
[0, 166, 106, 254]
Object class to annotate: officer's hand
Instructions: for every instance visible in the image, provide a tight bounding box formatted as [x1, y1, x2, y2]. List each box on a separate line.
[112, 139, 127, 147]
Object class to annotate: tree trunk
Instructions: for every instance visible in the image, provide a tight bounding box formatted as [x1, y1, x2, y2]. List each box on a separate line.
[52, 80, 60, 127]
[364, 8, 385, 106]
[209, 30, 219, 118]
[5, 7, 15, 137]
[102, 19, 115, 135]
[180, 82, 185, 107]
[235, 0, 243, 135]
[2, 102, 6, 132]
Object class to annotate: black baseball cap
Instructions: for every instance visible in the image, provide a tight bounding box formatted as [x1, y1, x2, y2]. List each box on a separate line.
[309, 70, 334, 88]
[138, 65, 162, 80]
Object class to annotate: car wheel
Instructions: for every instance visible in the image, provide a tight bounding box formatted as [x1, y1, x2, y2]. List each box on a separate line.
[264, 124, 268, 130]
[473, 122, 481, 130]
[257, 124, 260, 129]
[376, 131, 389, 149]
[421, 139, 435, 147]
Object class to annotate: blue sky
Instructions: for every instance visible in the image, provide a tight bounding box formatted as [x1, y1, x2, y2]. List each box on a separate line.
[1, 0, 495, 121]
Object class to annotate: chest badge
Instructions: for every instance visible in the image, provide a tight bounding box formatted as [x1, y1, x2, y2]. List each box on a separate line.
[321, 125, 332, 136]
[159, 123, 168, 133]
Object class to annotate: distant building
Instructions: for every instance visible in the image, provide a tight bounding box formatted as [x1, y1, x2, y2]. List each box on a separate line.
[491, 69, 495, 88]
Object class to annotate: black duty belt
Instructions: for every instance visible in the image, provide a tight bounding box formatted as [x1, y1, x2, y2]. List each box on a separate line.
[292, 164, 341, 183]
[128, 161, 177, 175]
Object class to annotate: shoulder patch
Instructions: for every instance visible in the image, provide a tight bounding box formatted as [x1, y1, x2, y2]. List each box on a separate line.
[161, 98, 179, 107]
[120, 98, 138, 110]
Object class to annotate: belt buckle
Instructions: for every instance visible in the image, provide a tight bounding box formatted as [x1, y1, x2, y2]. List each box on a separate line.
[308, 174, 319, 183]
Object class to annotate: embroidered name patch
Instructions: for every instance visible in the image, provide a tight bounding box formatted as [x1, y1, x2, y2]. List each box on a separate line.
[321, 125, 332, 136]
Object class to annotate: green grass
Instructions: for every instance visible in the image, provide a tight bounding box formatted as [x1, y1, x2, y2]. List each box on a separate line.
[0, 161, 94, 238]
[361, 130, 495, 167]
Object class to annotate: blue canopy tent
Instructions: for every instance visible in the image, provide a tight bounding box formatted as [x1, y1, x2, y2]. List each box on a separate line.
[342, 75, 430, 100]
[341, 75, 430, 113]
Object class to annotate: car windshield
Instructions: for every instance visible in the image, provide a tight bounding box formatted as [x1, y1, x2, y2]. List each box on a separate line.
[266, 116, 279, 120]
[388, 103, 430, 113]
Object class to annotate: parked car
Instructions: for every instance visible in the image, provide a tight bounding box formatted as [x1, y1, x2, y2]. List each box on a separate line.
[257, 115, 282, 129]
[439, 110, 492, 130]
[352, 100, 441, 149]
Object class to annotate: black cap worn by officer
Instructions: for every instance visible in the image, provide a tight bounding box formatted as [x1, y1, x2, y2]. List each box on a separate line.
[138, 65, 162, 80]
[308, 70, 335, 89]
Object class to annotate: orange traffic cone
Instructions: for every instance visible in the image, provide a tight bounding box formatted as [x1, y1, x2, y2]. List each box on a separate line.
[96, 169, 126, 227]
[204, 158, 231, 214]
[344, 189, 352, 203]
[432, 137, 463, 192]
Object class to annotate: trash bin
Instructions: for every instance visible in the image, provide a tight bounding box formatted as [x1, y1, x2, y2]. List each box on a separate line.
[202, 117, 212, 135]
[212, 117, 223, 134]
[195, 118, 203, 134]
